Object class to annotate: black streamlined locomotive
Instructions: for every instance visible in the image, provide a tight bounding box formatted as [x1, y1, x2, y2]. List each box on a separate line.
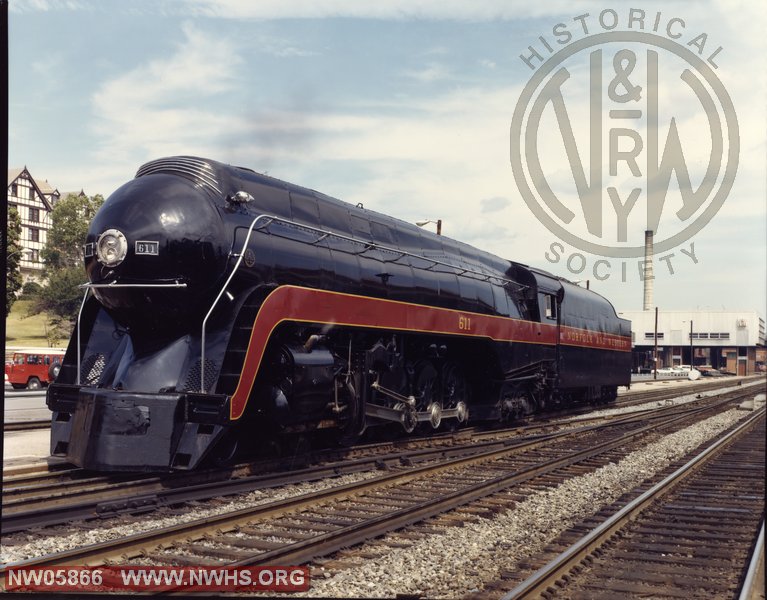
[47, 156, 632, 471]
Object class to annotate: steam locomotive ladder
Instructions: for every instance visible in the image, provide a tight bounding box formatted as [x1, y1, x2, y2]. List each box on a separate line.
[200, 214, 528, 431]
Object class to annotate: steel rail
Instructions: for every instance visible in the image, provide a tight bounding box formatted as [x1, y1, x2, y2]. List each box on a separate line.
[738, 520, 765, 600]
[3, 419, 50, 432]
[502, 407, 766, 599]
[2, 388, 750, 535]
[0, 416, 588, 535]
[0, 391, 745, 572]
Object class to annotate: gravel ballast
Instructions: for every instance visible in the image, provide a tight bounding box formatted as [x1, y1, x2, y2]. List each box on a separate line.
[1, 401, 755, 596]
[0, 471, 381, 565]
[304, 408, 752, 598]
[569, 379, 764, 421]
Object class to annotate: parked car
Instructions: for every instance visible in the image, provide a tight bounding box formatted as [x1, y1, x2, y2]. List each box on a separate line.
[4, 348, 65, 390]
[654, 367, 671, 375]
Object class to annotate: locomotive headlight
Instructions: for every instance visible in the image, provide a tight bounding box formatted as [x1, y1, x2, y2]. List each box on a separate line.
[96, 229, 128, 267]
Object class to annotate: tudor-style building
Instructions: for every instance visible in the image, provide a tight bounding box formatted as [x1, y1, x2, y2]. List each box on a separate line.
[7, 167, 60, 284]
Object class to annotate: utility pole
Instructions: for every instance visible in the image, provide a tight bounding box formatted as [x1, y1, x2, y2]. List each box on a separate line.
[654, 306, 658, 380]
[689, 319, 694, 369]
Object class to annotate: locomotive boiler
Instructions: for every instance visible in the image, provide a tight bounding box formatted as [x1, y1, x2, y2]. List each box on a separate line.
[47, 156, 632, 471]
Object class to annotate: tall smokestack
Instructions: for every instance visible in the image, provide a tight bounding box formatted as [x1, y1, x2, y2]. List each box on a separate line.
[643, 230, 654, 310]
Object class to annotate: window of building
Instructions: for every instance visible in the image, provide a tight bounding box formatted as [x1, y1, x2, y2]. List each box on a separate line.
[644, 332, 664, 339]
[720, 332, 730, 339]
[709, 333, 719, 339]
[29, 207, 40, 222]
[29, 187, 35, 201]
[30, 228, 40, 243]
[11, 183, 17, 196]
[31, 249, 39, 262]
[690, 332, 710, 339]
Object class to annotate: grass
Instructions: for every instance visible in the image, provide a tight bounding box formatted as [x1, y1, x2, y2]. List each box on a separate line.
[5, 299, 68, 349]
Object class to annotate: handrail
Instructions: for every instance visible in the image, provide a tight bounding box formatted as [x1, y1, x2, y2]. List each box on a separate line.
[80, 281, 188, 289]
[73, 213, 524, 394]
[248, 214, 520, 286]
[75, 288, 90, 385]
[200, 214, 277, 392]
[198, 212, 527, 394]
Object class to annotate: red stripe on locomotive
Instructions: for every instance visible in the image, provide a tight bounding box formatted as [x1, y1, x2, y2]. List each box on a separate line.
[229, 286, 631, 420]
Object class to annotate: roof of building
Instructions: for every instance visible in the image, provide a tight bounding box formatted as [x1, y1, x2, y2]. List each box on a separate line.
[37, 179, 60, 197]
[7, 167, 23, 186]
[7, 167, 56, 211]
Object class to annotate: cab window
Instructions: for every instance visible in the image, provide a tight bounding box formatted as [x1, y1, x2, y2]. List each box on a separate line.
[544, 294, 557, 320]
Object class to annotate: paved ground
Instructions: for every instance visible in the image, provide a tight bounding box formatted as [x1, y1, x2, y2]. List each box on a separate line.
[3, 390, 49, 422]
[3, 390, 54, 469]
[2, 429, 52, 467]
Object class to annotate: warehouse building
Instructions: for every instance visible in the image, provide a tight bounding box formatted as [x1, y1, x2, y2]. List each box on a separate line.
[618, 309, 766, 375]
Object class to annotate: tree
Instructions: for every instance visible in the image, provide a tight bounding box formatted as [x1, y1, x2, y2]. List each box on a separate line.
[35, 267, 87, 346]
[21, 280, 43, 297]
[31, 193, 104, 323]
[6, 207, 24, 316]
[34, 265, 88, 317]
[41, 192, 104, 271]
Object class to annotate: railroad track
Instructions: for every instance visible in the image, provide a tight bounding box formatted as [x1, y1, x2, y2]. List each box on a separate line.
[0, 386, 754, 581]
[3, 419, 50, 432]
[0, 415, 566, 532]
[4, 375, 753, 486]
[0, 375, 750, 442]
[616, 374, 761, 404]
[2, 379, 760, 535]
[497, 408, 764, 599]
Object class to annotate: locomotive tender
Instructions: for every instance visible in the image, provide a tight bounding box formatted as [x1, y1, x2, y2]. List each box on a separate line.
[47, 156, 632, 471]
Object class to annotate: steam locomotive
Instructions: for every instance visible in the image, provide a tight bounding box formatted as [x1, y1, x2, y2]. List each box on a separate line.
[47, 156, 632, 471]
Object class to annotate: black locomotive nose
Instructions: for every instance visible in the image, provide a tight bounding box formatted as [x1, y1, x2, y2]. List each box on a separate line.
[85, 173, 228, 330]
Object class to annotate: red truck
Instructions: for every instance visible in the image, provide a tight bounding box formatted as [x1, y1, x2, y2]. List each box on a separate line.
[5, 347, 66, 390]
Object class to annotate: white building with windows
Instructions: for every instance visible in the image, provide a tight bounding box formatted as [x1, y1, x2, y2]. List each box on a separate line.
[619, 309, 766, 375]
[7, 167, 60, 284]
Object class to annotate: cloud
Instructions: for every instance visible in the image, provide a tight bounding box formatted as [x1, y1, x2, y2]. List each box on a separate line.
[480, 196, 511, 212]
[178, 0, 584, 21]
[9, 0, 86, 12]
[256, 36, 318, 58]
[402, 62, 452, 83]
[91, 21, 243, 161]
[60, 2, 765, 314]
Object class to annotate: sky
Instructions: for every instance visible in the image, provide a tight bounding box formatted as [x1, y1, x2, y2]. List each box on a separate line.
[7, 0, 767, 315]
